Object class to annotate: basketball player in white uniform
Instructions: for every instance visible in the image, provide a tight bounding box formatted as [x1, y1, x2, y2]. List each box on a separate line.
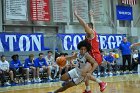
[51, 40, 98, 93]
[45, 51, 59, 78]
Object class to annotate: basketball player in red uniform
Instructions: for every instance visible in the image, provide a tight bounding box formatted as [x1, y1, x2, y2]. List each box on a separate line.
[74, 10, 107, 93]
[130, 42, 140, 48]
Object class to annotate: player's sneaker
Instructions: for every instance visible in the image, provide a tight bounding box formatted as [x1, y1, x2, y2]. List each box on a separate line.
[99, 82, 107, 92]
[83, 90, 92, 93]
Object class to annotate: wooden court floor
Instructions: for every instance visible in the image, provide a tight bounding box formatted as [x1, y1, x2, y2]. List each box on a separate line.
[1, 74, 140, 93]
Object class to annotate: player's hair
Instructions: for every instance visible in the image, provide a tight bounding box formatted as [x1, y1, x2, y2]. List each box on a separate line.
[1, 55, 5, 58]
[39, 53, 44, 56]
[64, 53, 68, 56]
[11, 54, 19, 59]
[48, 50, 52, 53]
[87, 22, 93, 29]
[77, 40, 91, 52]
[29, 54, 34, 58]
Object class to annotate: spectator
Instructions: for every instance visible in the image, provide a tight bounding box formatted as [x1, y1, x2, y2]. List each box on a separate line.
[104, 51, 116, 75]
[63, 53, 71, 73]
[119, 37, 132, 73]
[24, 54, 37, 83]
[0, 55, 14, 86]
[131, 50, 139, 71]
[45, 51, 59, 79]
[58, 53, 65, 79]
[10, 54, 23, 82]
[100, 51, 107, 75]
[35, 53, 53, 81]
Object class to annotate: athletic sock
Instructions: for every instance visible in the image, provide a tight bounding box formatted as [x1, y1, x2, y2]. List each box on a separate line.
[86, 86, 90, 91]
[95, 78, 102, 83]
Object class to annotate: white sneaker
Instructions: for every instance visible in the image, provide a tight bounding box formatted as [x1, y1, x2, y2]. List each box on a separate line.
[116, 71, 120, 74]
[27, 80, 31, 83]
[129, 71, 133, 74]
[104, 72, 108, 75]
[36, 78, 41, 82]
[33, 78, 37, 82]
[5, 82, 11, 86]
[109, 72, 113, 75]
[49, 77, 53, 81]
[59, 74, 61, 79]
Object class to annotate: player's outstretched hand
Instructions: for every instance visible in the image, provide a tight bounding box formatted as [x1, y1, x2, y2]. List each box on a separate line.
[89, 10, 94, 16]
[74, 10, 78, 16]
[130, 44, 135, 49]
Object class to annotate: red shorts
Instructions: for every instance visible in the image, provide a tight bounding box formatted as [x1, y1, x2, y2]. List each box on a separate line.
[90, 53, 102, 65]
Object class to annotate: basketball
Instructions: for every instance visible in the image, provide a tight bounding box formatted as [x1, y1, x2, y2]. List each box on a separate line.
[56, 57, 66, 67]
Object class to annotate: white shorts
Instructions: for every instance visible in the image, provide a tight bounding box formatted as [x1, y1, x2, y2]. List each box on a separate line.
[24, 68, 33, 73]
[39, 68, 44, 72]
[68, 68, 84, 85]
[49, 65, 59, 71]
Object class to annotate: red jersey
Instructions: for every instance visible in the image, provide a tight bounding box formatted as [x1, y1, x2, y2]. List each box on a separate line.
[85, 31, 102, 65]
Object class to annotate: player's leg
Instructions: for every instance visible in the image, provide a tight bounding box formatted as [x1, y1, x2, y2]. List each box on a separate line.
[24, 68, 30, 82]
[60, 68, 77, 81]
[9, 70, 15, 83]
[82, 62, 107, 92]
[58, 67, 62, 79]
[30, 67, 36, 81]
[53, 73, 85, 93]
[82, 62, 97, 93]
[36, 67, 41, 82]
[45, 66, 53, 80]
[61, 67, 85, 88]
[53, 65, 59, 78]
[86, 73, 107, 92]
[53, 81, 75, 93]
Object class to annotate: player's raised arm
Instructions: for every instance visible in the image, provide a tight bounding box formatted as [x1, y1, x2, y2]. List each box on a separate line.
[85, 53, 97, 66]
[74, 10, 93, 35]
[130, 42, 140, 48]
[89, 10, 95, 30]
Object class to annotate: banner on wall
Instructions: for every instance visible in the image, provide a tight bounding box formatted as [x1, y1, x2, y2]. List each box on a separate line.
[57, 34, 126, 50]
[0, 33, 44, 52]
[116, 5, 133, 20]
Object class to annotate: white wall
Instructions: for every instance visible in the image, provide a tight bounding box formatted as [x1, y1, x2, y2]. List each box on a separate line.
[65, 25, 113, 34]
[0, 1, 2, 32]
[133, 0, 140, 27]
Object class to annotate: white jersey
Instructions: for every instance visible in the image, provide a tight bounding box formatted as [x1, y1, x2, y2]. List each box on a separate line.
[68, 52, 88, 85]
[0, 60, 9, 71]
[76, 52, 87, 69]
[45, 56, 54, 65]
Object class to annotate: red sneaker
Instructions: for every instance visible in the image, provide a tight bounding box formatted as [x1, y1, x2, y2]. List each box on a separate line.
[83, 90, 92, 93]
[99, 82, 107, 92]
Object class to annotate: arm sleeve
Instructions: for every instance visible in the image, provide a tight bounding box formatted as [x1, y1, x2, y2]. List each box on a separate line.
[34, 59, 39, 67]
[119, 44, 122, 50]
[10, 61, 15, 69]
[19, 60, 22, 67]
[44, 59, 48, 66]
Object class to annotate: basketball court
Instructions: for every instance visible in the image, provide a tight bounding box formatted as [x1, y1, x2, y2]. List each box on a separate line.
[0, 0, 140, 93]
[0, 74, 140, 93]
